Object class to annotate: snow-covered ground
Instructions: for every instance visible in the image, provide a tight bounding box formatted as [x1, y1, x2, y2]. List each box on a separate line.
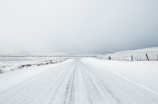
[98, 47, 158, 61]
[0, 58, 158, 104]
[0, 56, 65, 73]
[0, 62, 66, 93]
[83, 58, 158, 93]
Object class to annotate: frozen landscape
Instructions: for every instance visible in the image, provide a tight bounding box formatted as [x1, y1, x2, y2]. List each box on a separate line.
[1, 0, 158, 103]
[0, 56, 65, 73]
[0, 55, 158, 104]
[98, 47, 158, 61]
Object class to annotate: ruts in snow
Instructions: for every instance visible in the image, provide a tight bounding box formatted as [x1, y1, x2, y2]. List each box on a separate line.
[0, 59, 158, 104]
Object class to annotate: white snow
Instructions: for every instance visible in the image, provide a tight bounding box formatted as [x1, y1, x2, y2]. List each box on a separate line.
[0, 60, 68, 93]
[0, 56, 65, 73]
[98, 47, 158, 61]
[83, 58, 158, 93]
[0, 58, 158, 104]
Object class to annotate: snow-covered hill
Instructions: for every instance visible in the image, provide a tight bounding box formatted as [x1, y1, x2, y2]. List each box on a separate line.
[98, 47, 158, 61]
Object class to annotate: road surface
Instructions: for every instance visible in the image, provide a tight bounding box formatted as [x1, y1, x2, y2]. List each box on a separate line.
[0, 59, 158, 104]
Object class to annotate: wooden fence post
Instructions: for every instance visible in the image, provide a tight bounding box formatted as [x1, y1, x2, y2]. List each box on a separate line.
[131, 55, 133, 61]
[146, 54, 149, 61]
[109, 56, 111, 60]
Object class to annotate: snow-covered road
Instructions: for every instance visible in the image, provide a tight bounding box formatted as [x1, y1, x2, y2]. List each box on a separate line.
[0, 59, 158, 104]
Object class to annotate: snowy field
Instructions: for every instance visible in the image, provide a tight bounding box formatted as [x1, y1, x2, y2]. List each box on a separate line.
[98, 47, 158, 61]
[84, 58, 158, 93]
[0, 56, 65, 73]
[0, 58, 158, 104]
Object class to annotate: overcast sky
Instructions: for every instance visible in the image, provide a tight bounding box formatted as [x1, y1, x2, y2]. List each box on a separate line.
[0, 0, 158, 55]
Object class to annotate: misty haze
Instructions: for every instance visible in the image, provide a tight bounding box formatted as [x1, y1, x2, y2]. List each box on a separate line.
[0, 0, 158, 104]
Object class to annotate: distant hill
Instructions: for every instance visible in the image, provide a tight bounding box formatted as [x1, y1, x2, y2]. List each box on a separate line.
[115, 47, 158, 54]
[98, 47, 158, 61]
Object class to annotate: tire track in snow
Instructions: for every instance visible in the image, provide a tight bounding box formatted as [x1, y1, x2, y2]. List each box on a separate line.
[0, 59, 158, 104]
[82, 59, 158, 104]
[79, 60, 121, 104]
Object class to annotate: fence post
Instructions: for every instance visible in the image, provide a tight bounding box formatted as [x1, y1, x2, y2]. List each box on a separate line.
[146, 54, 149, 61]
[109, 56, 111, 60]
[131, 55, 133, 61]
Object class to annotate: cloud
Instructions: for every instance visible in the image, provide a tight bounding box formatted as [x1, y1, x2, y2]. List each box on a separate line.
[0, 0, 158, 55]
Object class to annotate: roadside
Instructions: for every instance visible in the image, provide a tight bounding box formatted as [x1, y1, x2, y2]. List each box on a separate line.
[82, 58, 158, 93]
[0, 59, 70, 93]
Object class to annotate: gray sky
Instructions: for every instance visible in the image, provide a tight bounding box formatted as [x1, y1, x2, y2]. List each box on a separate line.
[0, 0, 158, 55]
